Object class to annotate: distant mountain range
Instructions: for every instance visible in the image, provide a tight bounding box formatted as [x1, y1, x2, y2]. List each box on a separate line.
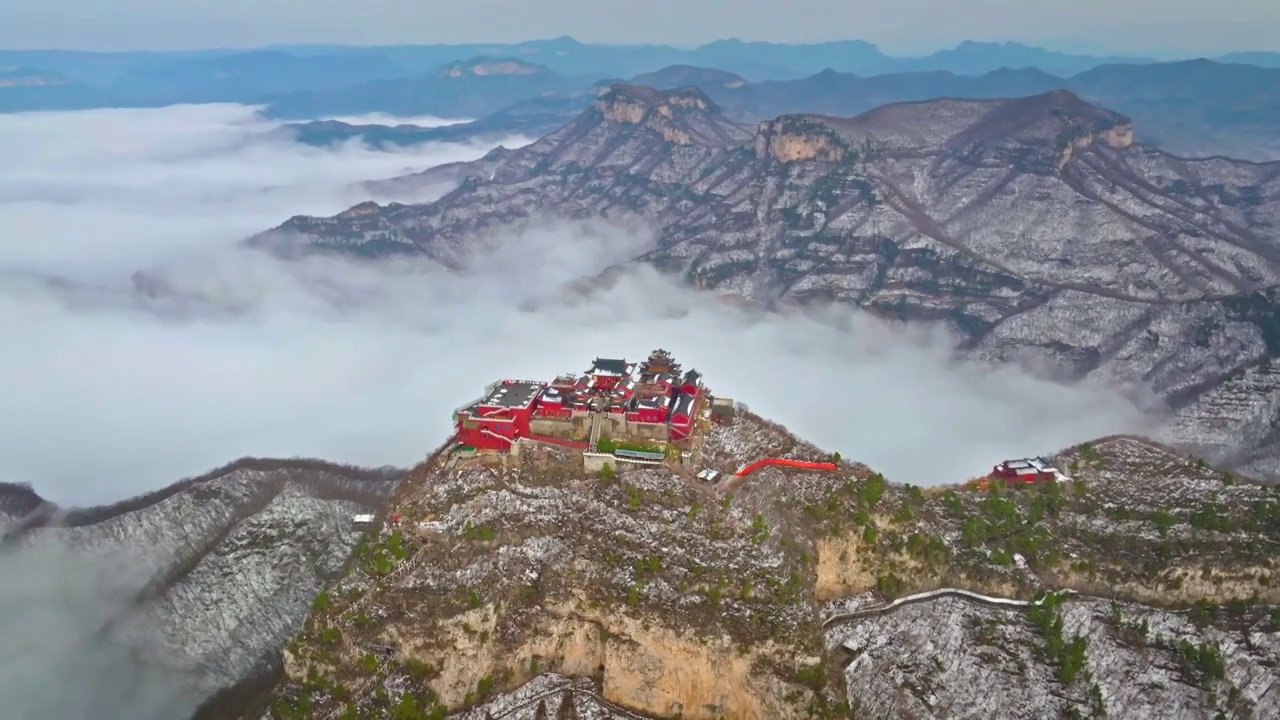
[0, 48, 414, 111]
[5, 38, 1279, 161]
[622, 60, 1280, 161]
[260, 57, 594, 120]
[256, 84, 1280, 480]
[280, 58, 1280, 163]
[2, 36, 1278, 111]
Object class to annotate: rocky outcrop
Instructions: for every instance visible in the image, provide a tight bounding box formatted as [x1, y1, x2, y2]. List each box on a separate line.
[0, 482, 47, 520]
[369, 599, 806, 719]
[1084, 123, 1133, 149]
[590, 84, 734, 147]
[753, 116, 848, 163]
[813, 532, 879, 601]
[1044, 90, 1134, 169]
[1057, 124, 1133, 170]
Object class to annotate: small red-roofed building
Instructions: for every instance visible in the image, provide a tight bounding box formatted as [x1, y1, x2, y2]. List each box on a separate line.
[991, 457, 1061, 483]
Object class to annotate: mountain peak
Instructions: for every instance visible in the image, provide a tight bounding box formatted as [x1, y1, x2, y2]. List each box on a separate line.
[0, 481, 46, 520]
[590, 83, 732, 146]
[984, 89, 1134, 159]
[752, 90, 1132, 171]
[597, 83, 720, 113]
[983, 87, 1130, 129]
[628, 65, 747, 90]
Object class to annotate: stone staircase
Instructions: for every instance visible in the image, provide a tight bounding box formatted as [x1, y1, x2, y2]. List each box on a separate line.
[587, 411, 603, 451]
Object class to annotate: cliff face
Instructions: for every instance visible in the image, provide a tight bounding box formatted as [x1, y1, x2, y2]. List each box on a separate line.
[1057, 126, 1130, 171]
[374, 599, 802, 719]
[754, 116, 849, 163]
[262, 411, 1280, 720]
[590, 85, 724, 146]
[254, 87, 1280, 480]
[0, 458, 402, 718]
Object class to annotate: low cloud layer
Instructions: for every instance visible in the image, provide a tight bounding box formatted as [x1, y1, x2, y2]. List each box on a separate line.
[317, 111, 474, 127]
[0, 103, 1153, 508]
[0, 541, 202, 719]
[0, 104, 506, 281]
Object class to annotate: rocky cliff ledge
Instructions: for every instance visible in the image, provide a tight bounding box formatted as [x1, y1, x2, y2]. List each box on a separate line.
[592, 84, 726, 147]
[1058, 121, 1134, 170]
[753, 115, 850, 163]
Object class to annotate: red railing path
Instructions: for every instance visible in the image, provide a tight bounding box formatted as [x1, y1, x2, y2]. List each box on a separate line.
[735, 458, 838, 477]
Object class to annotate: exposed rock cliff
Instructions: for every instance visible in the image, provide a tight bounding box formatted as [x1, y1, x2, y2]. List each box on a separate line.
[253, 87, 1280, 480]
[591, 84, 727, 146]
[260, 411, 1280, 719]
[792, 90, 1134, 174]
[754, 116, 849, 163]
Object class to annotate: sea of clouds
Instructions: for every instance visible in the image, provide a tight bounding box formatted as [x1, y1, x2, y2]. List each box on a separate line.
[0, 102, 1155, 509]
[0, 99, 1159, 720]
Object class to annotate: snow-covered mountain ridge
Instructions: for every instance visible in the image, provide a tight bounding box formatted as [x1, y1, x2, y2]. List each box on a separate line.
[0, 457, 405, 719]
[253, 84, 1280, 479]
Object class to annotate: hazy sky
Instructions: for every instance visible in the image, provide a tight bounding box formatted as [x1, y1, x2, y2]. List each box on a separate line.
[2, 0, 1277, 54]
[0, 103, 1152, 507]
